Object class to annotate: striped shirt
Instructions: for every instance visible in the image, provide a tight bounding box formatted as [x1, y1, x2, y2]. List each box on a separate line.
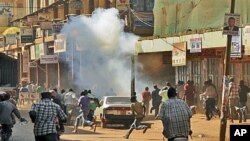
[31, 99, 67, 136]
[159, 98, 192, 139]
[229, 82, 239, 99]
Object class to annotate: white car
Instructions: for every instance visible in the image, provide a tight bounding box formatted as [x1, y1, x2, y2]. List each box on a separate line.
[97, 96, 134, 128]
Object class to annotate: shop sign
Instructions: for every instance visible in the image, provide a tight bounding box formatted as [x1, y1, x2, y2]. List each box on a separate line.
[40, 55, 58, 64]
[5, 34, 16, 45]
[20, 27, 33, 43]
[27, 15, 38, 26]
[35, 43, 45, 59]
[190, 37, 202, 53]
[0, 37, 5, 47]
[243, 26, 250, 55]
[69, 0, 83, 10]
[54, 34, 66, 53]
[40, 21, 52, 30]
[23, 50, 29, 73]
[172, 42, 187, 66]
[38, 12, 50, 21]
[30, 45, 36, 60]
[230, 35, 241, 58]
[116, 0, 130, 11]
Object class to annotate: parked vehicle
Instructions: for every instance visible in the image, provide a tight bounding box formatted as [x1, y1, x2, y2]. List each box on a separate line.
[97, 96, 134, 128]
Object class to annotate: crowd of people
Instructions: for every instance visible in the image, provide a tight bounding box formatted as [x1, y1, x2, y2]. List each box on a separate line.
[1, 77, 250, 141]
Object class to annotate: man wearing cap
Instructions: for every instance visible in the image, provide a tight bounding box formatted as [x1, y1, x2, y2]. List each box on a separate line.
[29, 92, 67, 141]
[157, 88, 192, 141]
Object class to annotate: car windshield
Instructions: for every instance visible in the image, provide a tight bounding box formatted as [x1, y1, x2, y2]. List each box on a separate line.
[106, 97, 131, 104]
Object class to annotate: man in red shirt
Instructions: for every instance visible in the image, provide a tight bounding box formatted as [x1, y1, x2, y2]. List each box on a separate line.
[141, 87, 151, 116]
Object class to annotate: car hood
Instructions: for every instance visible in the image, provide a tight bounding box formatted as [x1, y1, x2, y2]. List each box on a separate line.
[102, 104, 131, 108]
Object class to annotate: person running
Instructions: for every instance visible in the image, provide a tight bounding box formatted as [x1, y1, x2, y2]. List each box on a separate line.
[141, 87, 151, 116]
[29, 92, 67, 141]
[157, 88, 192, 141]
[150, 85, 162, 117]
[0, 92, 27, 141]
[72, 90, 96, 133]
[124, 93, 148, 139]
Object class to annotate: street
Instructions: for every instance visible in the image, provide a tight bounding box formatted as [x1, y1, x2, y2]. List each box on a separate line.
[8, 105, 237, 141]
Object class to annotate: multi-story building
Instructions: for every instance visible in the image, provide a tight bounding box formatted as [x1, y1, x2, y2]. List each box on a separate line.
[0, 0, 155, 92]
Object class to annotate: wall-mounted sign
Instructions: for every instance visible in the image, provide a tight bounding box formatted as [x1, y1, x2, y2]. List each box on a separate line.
[40, 21, 52, 30]
[231, 35, 242, 58]
[172, 42, 187, 66]
[20, 27, 33, 43]
[243, 26, 250, 55]
[27, 15, 38, 26]
[69, 0, 83, 10]
[0, 37, 5, 47]
[190, 37, 202, 53]
[23, 50, 29, 73]
[40, 55, 58, 64]
[5, 34, 16, 45]
[54, 34, 66, 53]
[38, 12, 50, 21]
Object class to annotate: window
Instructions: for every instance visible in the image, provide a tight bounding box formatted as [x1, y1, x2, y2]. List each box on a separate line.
[208, 58, 220, 91]
[192, 61, 201, 92]
[176, 66, 190, 84]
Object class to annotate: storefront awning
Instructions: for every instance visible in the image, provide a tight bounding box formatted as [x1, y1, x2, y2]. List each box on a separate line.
[2, 27, 20, 36]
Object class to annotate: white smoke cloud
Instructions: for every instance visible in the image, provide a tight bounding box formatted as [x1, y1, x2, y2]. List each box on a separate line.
[60, 8, 148, 98]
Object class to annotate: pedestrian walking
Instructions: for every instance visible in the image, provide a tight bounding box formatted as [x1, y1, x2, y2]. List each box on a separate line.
[150, 85, 162, 117]
[29, 92, 67, 141]
[157, 87, 192, 141]
[141, 87, 151, 116]
[124, 93, 148, 139]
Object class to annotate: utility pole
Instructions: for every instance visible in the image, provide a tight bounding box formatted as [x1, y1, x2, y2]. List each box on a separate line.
[219, 0, 235, 140]
[128, 2, 135, 97]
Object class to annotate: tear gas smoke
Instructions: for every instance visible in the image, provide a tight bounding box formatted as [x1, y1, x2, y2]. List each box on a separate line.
[61, 8, 148, 98]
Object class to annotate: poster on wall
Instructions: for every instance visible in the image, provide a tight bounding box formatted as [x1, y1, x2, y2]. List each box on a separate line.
[243, 26, 250, 55]
[23, 50, 29, 73]
[20, 27, 33, 43]
[5, 34, 16, 45]
[230, 35, 242, 58]
[223, 13, 240, 36]
[54, 34, 66, 53]
[190, 37, 202, 53]
[0, 37, 4, 47]
[172, 42, 187, 66]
